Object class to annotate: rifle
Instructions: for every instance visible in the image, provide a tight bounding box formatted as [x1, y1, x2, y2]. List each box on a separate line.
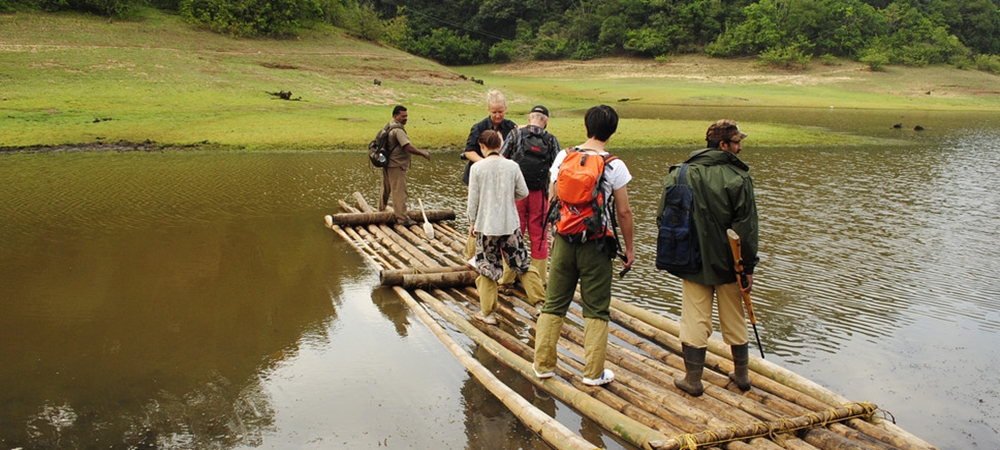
[727, 229, 765, 359]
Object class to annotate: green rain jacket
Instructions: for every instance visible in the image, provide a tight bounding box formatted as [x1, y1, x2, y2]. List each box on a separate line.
[658, 148, 759, 286]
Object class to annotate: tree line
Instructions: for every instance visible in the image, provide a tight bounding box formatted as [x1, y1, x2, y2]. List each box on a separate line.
[5, 0, 1000, 72]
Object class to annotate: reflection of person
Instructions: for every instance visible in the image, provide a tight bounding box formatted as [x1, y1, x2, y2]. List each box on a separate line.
[498, 105, 560, 286]
[532, 105, 635, 386]
[666, 119, 759, 397]
[467, 130, 545, 325]
[463, 90, 517, 261]
[378, 105, 431, 227]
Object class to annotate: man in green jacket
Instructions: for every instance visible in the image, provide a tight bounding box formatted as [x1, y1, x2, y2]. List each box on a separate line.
[660, 119, 759, 396]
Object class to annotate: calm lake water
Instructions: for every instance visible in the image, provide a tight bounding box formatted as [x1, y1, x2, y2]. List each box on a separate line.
[2, 107, 999, 449]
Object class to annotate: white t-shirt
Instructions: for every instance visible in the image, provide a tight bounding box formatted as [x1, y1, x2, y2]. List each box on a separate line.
[549, 148, 632, 230]
[549, 148, 632, 197]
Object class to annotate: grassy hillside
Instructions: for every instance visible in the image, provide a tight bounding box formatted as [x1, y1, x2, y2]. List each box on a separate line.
[2, 9, 999, 150]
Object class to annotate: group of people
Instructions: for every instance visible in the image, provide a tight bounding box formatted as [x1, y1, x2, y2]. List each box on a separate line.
[375, 92, 759, 394]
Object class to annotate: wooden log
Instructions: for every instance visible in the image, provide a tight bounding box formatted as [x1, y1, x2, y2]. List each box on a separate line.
[352, 191, 375, 212]
[390, 287, 600, 450]
[327, 210, 456, 226]
[415, 288, 671, 450]
[391, 221, 466, 267]
[375, 223, 443, 268]
[338, 199, 362, 214]
[399, 271, 477, 289]
[610, 299, 849, 409]
[659, 403, 878, 450]
[381, 266, 472, 282]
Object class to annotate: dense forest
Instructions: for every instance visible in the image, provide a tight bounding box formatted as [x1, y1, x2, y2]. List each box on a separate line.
[4, 0, 1000, 72]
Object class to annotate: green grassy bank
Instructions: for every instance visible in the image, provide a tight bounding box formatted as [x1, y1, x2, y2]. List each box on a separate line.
[2, 9, 999, 151]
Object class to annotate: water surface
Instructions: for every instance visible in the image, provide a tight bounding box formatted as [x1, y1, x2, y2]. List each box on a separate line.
[2, 110, 999, 449]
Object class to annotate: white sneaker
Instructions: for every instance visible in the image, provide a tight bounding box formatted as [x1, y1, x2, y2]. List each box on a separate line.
[532, 364, 554, 379]
[582, 369, 615, 386]
[474, 311, 497, 325]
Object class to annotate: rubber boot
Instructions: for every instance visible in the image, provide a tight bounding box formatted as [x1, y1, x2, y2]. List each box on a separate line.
[532, 313, 563, 377]
[582, 318, 611, 382]
[729, 343, 752, 392]
[674, 343, 707, 396]
[519, 266, 546, 306]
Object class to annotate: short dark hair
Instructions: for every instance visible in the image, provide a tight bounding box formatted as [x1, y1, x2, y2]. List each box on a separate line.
[478, 129, 502, 150]
[708, 139, 723, 149]
[584, 105, 618, 142]
[392, 105, 407, 116]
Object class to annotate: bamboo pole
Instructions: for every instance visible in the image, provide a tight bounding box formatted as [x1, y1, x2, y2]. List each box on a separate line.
[610, 299, 849, 408]
[391, 222, 463, 267]
[380, 266, 473, 284]
[659, 403, 877, 450]
[399, 271, 477, 289]
[415, 288, 672, 450]
[327, 193, 936, 450]
[327, 210, 457, 226]
[391, 287, 598, 450]
[353, 191, 375, 213]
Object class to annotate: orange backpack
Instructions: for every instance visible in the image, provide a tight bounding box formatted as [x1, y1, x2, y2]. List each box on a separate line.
[548, 148, 619, 242]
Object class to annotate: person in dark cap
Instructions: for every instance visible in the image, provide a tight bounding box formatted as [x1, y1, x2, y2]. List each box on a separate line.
[495, 105, 561, 294]
[661, 118, 759, 397]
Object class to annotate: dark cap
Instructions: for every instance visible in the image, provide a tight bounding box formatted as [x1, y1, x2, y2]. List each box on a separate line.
[706, 119, 748, 142]
[529, 105, 549, 117]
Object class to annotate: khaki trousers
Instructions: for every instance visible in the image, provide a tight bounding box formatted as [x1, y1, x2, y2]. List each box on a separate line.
[679, 279, 749, 348]
[379, 166, 408, 223]
[476, 275, 499, 315]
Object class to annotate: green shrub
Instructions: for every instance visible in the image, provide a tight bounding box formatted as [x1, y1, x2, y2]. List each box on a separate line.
[180, 0, 322, 37]
[820, 54, 837, 65]
[859, 49, 889, 71]
[758, 45, 811, 70]
[408, 27, 487, 65]
[975, 54, 1000, 74]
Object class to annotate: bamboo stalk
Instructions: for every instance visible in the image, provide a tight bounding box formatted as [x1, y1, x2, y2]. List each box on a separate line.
[327, 210, 457, 226]
[417, 288, 672, 450]
[327, 192, 937, 450]
[610, 299, 849, 408]
[390, 287, 599, 450]
[381, 266, 472, 281]
[399, 271, 477, 289]
[659, 403, 878, 450]
[353, 191, 375, 213]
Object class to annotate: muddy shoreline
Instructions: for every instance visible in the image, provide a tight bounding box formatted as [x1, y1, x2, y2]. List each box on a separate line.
[0, 140, 212, 154]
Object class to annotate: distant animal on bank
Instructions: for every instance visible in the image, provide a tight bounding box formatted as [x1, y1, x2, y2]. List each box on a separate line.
[374, 78, 382, 86]
[914, 125, 924, 131]
[892, 123, 902, 129]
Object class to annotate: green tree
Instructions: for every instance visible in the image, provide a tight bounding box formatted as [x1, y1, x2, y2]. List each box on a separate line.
[408, 27, 488, 64]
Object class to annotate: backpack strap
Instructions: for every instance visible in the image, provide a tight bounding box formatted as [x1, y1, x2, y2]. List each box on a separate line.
[677, 163, 689, 186]
[385, 121, 403, 155]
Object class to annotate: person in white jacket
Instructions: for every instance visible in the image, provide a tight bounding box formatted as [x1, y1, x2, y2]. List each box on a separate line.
[467, 129, 546, 325]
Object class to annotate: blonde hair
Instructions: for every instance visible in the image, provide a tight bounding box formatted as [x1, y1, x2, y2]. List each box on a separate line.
[486, 89, 507, 108]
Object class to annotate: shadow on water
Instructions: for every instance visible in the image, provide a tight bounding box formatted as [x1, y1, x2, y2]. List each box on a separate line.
[2, 109, 1000, 448]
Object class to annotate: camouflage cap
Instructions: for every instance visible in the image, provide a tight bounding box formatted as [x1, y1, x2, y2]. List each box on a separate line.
[706, 119, 748, 142]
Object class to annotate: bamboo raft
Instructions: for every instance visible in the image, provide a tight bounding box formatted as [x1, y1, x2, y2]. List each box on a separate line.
[325, 192, 938, 450]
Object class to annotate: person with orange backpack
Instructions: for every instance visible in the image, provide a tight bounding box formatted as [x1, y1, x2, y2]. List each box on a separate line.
[532, 105, 635, 386]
